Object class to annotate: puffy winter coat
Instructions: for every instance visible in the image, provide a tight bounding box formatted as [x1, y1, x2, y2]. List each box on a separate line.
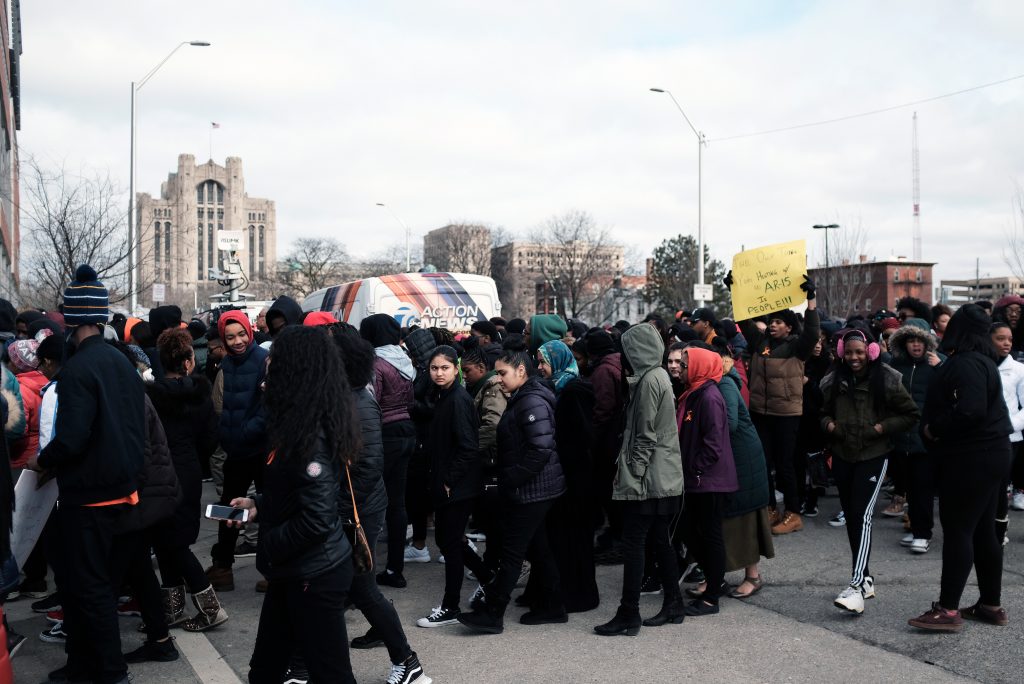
[371, 355, 414, 426]
[589, 352, 625, 466]
[742, 308, 820, 417]
[0, 366, 24, 441]
[341, 387, 388, 521]
[613, 324, 684, 501]
[425, 382, 482, 506]
[496, 376, 565, 504]
[678, 382, 738, 494]
[888, 324, 946, 453]
[218, 343, 269, 460]
[470, 372, 506, 469]
[10, 370, 47, 469]
[719, 368, 766, 516]
[125, 395, 181, 532]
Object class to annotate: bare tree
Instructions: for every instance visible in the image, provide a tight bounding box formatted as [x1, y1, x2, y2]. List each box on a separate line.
[424, 222, 492, 275]
[527, 210, 622, 319]
[812, 219, 873, 318]
[1005, 187, 1024, 282]
[275, 237, 349, 298]
[358, 243, 423, 278]
[17, 158, 151, 309]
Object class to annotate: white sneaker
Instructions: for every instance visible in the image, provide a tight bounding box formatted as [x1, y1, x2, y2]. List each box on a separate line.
[404, 544, 431, 563]
[900, 533, 914, 547]
[1011, 490, 1024, 511]
[861, 576, 875, 600]
[834, 586, 865, 614]
[437, 555, 445, 564]
[910, 538, 930, 554]
[416, 606, 459, 628]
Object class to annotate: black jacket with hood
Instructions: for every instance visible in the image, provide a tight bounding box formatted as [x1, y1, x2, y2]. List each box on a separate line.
[888, 321, 945, 453]
[425, 382, 481, 505]
[267, 296, 304, 332]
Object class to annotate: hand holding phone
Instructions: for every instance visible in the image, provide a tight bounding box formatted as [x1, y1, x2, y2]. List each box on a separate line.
[206, 504, 250, 524]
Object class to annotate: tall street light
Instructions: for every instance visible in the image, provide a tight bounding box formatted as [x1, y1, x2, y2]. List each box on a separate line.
[812, 223, 840, 316]
[375, 202, 411, 272]
[650, 88, 708, 307]
[129, 40, 211, 314]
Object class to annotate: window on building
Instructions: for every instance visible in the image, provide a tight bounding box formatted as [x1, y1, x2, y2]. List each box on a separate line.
[249, 226, 255, 276]
[893, 269, 900, 282]
[207, 209, 214, 219]
[217, 184, 224, 205]
[208, 223, 215, 274]
[865, 270, 872, 284]
[197, 208, 203, 220]
[198, 226, 204, 276]
[165, 222, 171, 269]
[197, 185, 204, 205]
[259, 226, 265, 278]
[865, 298, 872, 309]
[154, 222, 162, 265]
[916, 269, 923, 283]
[218, 209, 224, 220]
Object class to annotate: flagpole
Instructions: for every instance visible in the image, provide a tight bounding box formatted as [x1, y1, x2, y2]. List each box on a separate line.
[209, 125, 213, 160]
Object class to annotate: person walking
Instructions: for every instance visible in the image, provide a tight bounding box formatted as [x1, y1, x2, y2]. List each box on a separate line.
[823, 329, 919, 615]
[594, 324, 685, 635]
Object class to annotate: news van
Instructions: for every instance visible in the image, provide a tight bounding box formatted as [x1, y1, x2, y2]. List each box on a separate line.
[301, 272, 501, 331]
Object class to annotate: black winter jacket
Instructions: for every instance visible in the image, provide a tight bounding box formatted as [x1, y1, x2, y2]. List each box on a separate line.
[255, 432, 351, 581]
[341, 387, 387, 522]
[38, 335, 145, 506]
[147, 376, 218, 546]
[888, 326, 945, 453]
[425, 382, 481, 506]
[127, 395, 181, 532]
[219, 343, 269, 460]
[921, 350, 1012, 456]
[496, 376, 565, 504]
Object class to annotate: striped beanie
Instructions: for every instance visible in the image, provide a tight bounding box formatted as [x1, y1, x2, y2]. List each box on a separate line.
[63, 264, 109, 327]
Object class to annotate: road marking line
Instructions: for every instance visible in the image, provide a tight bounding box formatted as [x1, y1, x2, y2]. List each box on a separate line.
[175, 630, 244, 684]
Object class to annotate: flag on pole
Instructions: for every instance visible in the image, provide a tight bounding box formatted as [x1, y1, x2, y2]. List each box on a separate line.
[211, 122, 221, 129]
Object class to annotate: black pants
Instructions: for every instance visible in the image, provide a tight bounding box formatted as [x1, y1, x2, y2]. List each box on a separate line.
[406, 446, 432, 543]
[155, 542, 210, 592]
[490, 499, 560, 607]
[382, 421, 415, 573]
[683, 492, 726, 604]
[906, 451, 938, 540]
[55, 504, 130, 684]
[248, 562, 355, 684]
[474, 483, 503, 574]
[111, 529, 169, 642]
[938, 444, 1010, 610]
[434, 498, 488, 610]
[888, 450, 909, 497]
[833, 456, 887, 588]
[1013, 441, 1024, 491]
[621, 503, 680, 610]
[348, 508, 412, 665]
[213, 457, 264, 567]
[752, 413, 801, 513]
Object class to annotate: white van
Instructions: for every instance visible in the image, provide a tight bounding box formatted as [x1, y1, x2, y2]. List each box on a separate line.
[302, 272, 502, 331]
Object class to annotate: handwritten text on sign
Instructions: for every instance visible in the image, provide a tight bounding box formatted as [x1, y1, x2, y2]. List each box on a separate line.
[730, 239, 806, 322]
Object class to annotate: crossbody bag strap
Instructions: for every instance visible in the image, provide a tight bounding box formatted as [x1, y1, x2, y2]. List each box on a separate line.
[344, 461, 361, 526]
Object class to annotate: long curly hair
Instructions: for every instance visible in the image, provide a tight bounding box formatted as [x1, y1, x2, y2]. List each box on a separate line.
[264, 326, 361, 465]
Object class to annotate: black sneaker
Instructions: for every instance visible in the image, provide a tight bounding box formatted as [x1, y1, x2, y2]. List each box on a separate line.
[39, 621, 67, 644]
[640, 575, 663, 596]
[376, 570, 408, 588]
[351, 627, 384, 649]
[416, 606, 460, 628]
[124, 638, 179, 663]
[800, 503, 819, 518]
[387, 652, 431, 684]
[234, 541, 258, 558]
[282, 668, 309, 684]
[32, 593, 61, 613]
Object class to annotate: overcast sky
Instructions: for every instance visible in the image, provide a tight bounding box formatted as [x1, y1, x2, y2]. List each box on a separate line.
[19, 1, 1024, 288]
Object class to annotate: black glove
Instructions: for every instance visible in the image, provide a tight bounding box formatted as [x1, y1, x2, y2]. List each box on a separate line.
[800, 274, 816, 300]
[723, 270, 734, 289]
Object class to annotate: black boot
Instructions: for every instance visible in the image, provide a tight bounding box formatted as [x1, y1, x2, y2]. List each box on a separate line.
[594, 605, 641, 636]
[643, 596, 686, 626]
[458, 596, 507, 634]
[521, 604, 568, 625]
[124, 637, 179, 663]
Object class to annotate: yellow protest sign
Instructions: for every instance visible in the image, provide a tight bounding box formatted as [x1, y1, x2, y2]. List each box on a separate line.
[730, 239, 807, 322]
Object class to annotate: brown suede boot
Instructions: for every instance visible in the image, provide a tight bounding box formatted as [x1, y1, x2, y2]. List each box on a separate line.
[204, 565, 235, 592]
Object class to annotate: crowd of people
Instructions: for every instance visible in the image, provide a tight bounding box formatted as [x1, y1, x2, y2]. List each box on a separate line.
[0, 263, 1022, 683]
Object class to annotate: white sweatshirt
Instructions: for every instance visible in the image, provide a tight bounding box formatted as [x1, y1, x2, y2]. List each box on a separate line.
[997, 355, 1024, 443]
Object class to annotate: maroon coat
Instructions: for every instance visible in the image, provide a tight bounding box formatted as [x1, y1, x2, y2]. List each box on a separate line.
[372, 357, 414, 426]
[678, 382, 738, 494]
[589, 352, 625, 464]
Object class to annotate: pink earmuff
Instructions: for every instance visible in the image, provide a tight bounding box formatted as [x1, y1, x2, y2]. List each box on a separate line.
[838, 331, 880, 362]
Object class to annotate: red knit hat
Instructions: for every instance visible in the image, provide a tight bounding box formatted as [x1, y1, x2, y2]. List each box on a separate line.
[217, 310, 254, 352]
[880, 317, 901, 331]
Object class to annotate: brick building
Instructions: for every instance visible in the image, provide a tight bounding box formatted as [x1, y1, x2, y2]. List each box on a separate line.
[0, 0, 21, 300]
[808, 256, 935, 318]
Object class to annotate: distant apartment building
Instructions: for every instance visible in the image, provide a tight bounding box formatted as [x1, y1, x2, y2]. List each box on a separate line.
[807, 256, 935, 318]
[0, 0, 21, 300]
[136, 154, 277, 306]
[938, 275, 1024, 306]
[423, 224, 491, 275]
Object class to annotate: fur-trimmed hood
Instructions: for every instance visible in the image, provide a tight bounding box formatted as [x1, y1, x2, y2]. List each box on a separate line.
[889, 324, 938, 360]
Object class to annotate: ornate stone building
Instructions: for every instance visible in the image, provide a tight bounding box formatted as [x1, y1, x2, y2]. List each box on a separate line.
[136, 154, 277, 307]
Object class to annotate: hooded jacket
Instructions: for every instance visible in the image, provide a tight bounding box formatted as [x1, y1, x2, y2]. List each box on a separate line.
[997, 355, 1024, 443]
[613, 324, 683, 501]
[127, 394, 181, 531]
[267, 295, 304, 332]
[741, 308, 820, 417]
[146, 305, 184, 380]
[528, 314, 568, 355]
[10, 370, 48, 469]
[888, 323, 945, 453]
[496, 376, 565, 504]
[425, 381, 482, 505]
[719, 367, 766, 516]
[676, 348, 737, 494]
[589, 351, 625, 464]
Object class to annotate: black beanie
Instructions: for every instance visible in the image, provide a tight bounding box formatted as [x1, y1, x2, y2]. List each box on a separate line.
[360, 313, 401, 347]
[771, 309, 798, 330]
[506, 318, 527, 335]
[585, 330, 615, 356]
[952, 303, 990, 337]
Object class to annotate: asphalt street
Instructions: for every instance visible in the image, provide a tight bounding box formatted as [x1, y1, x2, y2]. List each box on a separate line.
[9, 482, 1023, 683]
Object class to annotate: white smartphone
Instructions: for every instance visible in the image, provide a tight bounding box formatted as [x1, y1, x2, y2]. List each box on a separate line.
[205, 504, 249, 523]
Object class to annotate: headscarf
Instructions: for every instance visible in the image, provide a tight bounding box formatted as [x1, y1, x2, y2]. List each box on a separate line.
[538, 340, 579, 395]
[678, 347, 724, 417]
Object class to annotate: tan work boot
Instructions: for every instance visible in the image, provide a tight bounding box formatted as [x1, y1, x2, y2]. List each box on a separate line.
[767, 507, 782, 526]
[771, 511, 803, 535]
[882, 495, 906, 517]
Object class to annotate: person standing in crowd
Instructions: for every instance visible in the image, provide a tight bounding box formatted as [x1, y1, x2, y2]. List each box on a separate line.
[993, 295, 1024, 355]
[594, 324, 684, 635]
[586, 330, 627, 560]
[207, 311, 269, 591]
[230, 326, 360, 683]
[359, 314, 418, 590]
[676, 346, 737, 616]
[146, 329, 227, 633]
[459, 337, 566, 634]
[526, 314, 567, 355]
[990, 322, 1024, 537]
[29, 265, 144, 684]
[264, 296, 304, 337]
[403, 327, 439, 564]
[931, 304, 952, 341]
[711, 340, 774, 599]
[536, 340, 599, 614]
[416, 346, 484, 628]
[726, 272, 819, 535]
[887, 319, 945, 553]
[823, 329, 919, 615]
[909, 305, 1013, 632]
[690, 308, 718, 345]
[795, 329, 830, 518]
[329, 323, 431, 684]
[896, 297, 933, 326]
[7, 335, 47, 472]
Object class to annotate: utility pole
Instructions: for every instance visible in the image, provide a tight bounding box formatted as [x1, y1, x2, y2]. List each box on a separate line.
[813, 224, 840, 315]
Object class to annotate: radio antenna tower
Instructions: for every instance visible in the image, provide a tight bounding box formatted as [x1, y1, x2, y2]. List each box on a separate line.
[912, 112, 922, 260]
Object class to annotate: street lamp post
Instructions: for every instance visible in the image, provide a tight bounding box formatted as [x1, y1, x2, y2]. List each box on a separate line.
[650, 88, 708, 307]
[812, 223, 840, 316]
[129, 40, 210, 314]
[375, 202, 411, 272]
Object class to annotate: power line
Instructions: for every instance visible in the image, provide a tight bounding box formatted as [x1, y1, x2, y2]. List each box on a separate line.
[708, 72, 1024, 143]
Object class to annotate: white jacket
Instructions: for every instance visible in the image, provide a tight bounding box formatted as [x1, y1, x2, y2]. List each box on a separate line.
[997, 355, 1024, 443]
[38, 381, 58, 452]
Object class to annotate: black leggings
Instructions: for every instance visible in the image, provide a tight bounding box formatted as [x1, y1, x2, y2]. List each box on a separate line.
[155, 543, 209, 593]
[938, 444, 1010, 610]
[434, 498, 489, 610]
[833, 456, 887, 588]
[752, 413, 801, 513]
[382, 422, 415, 573]
[683, 492, 726, 604]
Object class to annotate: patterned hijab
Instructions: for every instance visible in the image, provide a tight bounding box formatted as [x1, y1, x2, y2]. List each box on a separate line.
[538, 340, 579, 395]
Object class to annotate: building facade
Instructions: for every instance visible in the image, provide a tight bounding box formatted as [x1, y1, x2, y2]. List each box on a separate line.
[0, 0, 21, 300]
[423, 224, 491, 275]
[808, 257, 935, 318]
[136, 154, 277, 307]
[938, 275, 1024, 307]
